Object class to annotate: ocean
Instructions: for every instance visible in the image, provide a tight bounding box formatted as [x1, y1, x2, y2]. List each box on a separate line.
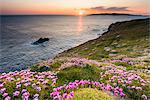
[0, 15, 148, 73]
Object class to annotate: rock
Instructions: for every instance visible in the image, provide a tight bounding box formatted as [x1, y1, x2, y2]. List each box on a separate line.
[109, 54, 117, 57]
[104, 47, 111, 51]
[111, 50, 117, 52]
[32, 38, 49, 45]
[92, 29, 100, 32]
[112, 42, 118, 45]
[116, 35, 120, 38]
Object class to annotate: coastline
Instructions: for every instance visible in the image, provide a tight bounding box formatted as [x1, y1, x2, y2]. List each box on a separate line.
[55, 18, 150, 59]
[1, 18, 150, 100]
[1, 15, 149, 73]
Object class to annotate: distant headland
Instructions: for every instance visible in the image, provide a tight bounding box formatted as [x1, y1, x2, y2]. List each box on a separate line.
[88, 13, 148, 16]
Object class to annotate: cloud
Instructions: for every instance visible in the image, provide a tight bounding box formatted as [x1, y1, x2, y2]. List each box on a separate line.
[84, 6, 130, 12]
[106, 7, 129, 11]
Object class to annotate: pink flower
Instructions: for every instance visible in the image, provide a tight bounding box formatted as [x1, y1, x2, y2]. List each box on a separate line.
[141, 83, 146, 86]
[36, 86, 41, 92]
[3, 93, 8, 97]
[13, 91, 20, 96]
[0, 84, 4, 88]
[70, 91, 74, 97]
[114, 92, 118, 96]
[34, 94, 39, 98]
[24, 82, 31, 87]
[34, 94, 39, 100]
[119, 88, 123, 92]
[120, 92, 126, 97]
[22, 92, 30, 100]
[22, 89, 27, 93]
[53, 95, 62, 100]
[42, 80, 48, 85]
[16, 84, 21, 89]
[66, 95, 72, 100]
[131, 86, 135, 89]
[50, 91, 60, 97]
[113, 83, 117, 86]
[141, 95, 147, 100]
[0, 88, 6, 94]
[63, 93, 68, 98]
[135, 87, 142, 90]
[4, 96, 11, 100]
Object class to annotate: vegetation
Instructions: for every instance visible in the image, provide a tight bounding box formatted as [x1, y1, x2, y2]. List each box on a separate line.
[72, 88, 114, 100]
[57, 64, 102, 85]
[0, 18, 149, 100]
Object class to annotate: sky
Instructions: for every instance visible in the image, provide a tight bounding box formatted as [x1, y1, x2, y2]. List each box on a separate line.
[1, 0, 150, 15]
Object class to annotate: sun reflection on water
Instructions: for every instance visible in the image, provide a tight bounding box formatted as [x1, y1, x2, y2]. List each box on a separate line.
[77, 16, 83, 32]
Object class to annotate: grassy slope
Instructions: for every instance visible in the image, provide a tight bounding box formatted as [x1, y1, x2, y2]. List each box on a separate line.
[30, 18, 150, 99]
[56, 18, 150, 60]
[52, 19, 150, 99]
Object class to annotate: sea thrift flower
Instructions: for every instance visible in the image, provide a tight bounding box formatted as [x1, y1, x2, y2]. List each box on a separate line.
[4, 96, 11, 100]
[53, 95, 62, 100]
[131, 86, 136, 89]
[16, 84, 21, 89]
[66, 95, 72, 100]
[141, 94, 147, 100]
[0, 88, 6, 94]
[42, 80, 48, 85]
[22, 92, 30, 100]
[120, 92, 126, 97]
[141, 83, 146, 86]
[32, 83, 36, 88]
[13, 91, 20, 97]
[22, 89, 27, 94]
[70, 91, 74, 97]
[0, 84, 4, 88]
[50, 91, 60, 97]
[135, 87, 142, 90]
[34, 94, 39, 100]
[63, 93, 68, 98]
[3, 93, 8, 97]
[24, 82, 31, 87]
[36, 86, 41, 92]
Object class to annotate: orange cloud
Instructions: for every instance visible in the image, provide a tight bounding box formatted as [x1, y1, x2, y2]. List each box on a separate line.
[81, 6, 132, 14]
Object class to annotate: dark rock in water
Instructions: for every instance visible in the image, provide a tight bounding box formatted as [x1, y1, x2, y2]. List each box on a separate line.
[32, 38, 49, 45]
[92, 29, 100, 32]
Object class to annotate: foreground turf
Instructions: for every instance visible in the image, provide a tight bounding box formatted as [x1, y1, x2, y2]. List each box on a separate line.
[72, 88, 114, 100]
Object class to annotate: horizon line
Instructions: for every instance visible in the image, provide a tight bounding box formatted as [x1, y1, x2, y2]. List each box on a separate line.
[1, 13, 149, 16]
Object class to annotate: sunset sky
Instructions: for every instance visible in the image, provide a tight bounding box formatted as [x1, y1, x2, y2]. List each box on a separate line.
[1, 0, 150, 15]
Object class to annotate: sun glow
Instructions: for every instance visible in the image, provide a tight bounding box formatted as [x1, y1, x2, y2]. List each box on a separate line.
[78, 10, 84, 16]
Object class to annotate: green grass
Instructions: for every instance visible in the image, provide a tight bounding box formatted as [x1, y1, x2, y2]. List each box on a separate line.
[113, 62, 134, 70]
[57, 64, 103, 86]
[72, 88, 114, 100]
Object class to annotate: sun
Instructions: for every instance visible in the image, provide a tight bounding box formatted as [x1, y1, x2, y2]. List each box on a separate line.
[78, 10, 84, 16]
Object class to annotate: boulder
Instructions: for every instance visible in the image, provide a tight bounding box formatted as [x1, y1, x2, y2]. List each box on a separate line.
[32, 38, 49, 45]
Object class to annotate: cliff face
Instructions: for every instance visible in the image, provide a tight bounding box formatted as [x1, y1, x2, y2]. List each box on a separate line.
[56, 18, 150, 60]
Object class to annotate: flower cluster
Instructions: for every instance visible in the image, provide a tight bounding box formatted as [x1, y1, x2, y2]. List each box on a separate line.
[60, 57, 100, 70]
[100, 64, 148, 99]
[50, 80, 126, 100]
[0, 57, 149, 100]
[111, 57, 134, 65]
[0, 70, 57, 100]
